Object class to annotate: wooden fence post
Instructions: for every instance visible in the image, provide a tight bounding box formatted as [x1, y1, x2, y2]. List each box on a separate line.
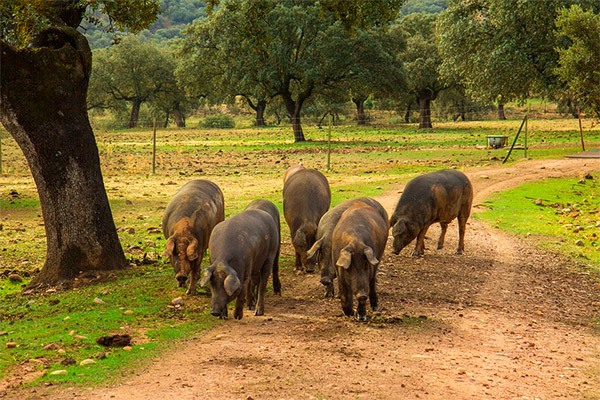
[152, 119, 157, 174]
[577, 107, 586, 151]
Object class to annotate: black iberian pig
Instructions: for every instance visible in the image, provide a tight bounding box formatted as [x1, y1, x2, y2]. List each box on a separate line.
[306, 197, 388, 298]
[162, 180, 225, 294]
[244, 199, 282, 308]
[332, 202, 388, 321]
[283, 168, 331, 273]
[201, 208, 279, 319]
[389, 169, 473, 257]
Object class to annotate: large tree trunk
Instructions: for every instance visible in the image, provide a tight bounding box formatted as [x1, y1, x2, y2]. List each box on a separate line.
[255, 100, 266, 127]
[129, 99, 142, 128]
[497, 103, 506, 120]
[0, 28, 127, 289]
[404, 102, 412, 123]
[418, 92, 433, 129]
[353, 97, 367, 126]
[173, 106, 185, 128]
[282, 95, 306, 142]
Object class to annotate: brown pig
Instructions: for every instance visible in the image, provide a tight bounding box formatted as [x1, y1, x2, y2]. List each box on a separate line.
[162, 180, 225, 294]
[306, 197, 388, 298]
[283, 168, 331, 273]
[332, 202, 388, 321]
[201, 208, 279, 319]
[244, 199, 282, 308]
[389, 169, 473, 257]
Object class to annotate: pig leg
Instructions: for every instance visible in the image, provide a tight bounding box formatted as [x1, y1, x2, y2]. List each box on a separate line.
[456, 213, 468, 254]
[187, 263, 199, 295]
[255, 262, 272, 316]
[412, 226, 430, 257]
[233, 285, 246, 320]
[437, 222, 448, 250]
[369, 275, 379, 312]
[272, 249, 281, 295]
[294, 251, 303, 273]
[338, 277, 354, 317]
[246, 279, 256, 311]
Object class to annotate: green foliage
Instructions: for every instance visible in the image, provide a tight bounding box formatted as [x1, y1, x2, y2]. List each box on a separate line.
[199, 115, 235, 129]
[83, 0, 208, 49]
[318, 0, 406, 29]
[88, 37, 187, 128]
[438, 0, 599, 105]
[179, 0, 395, 138]
[0, 0, 160, 48]
[555, 5, 600, 118]
[477, 176, 600, 268]
[400, 0, 447, 15]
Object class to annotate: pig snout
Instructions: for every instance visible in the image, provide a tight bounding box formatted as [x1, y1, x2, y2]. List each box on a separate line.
[176, 274, 188, 287]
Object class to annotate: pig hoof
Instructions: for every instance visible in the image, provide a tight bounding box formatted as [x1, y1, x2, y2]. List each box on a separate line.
[372, 306, 380, 312]
[186, 289, 196, 295]
[456, 249, 464, 255]
[324, 290, 334, 298]
[357, 314, 367, 322]
[305, 268, 315, 274]
[248, 305, 255, 311]
[234, 312, 243, 320]
[254, 310, 264, 317]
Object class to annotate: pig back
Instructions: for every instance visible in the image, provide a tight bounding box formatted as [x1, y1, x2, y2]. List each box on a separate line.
[315, 197, 388, 254]
[162, 179, 225, 240]
[283, 169, 331, 233]
[332, 203, 389, 261]
[245, 199, 281, 241]
[209, 209, 279, 269]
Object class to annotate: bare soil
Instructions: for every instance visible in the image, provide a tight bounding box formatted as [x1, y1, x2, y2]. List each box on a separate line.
[8, 158, 600, 400]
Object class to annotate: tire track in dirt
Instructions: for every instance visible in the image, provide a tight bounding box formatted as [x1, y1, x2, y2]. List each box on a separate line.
[9, 158, 600, 400]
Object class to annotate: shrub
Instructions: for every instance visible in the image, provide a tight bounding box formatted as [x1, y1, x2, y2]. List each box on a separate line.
[199, 115, 235, 129]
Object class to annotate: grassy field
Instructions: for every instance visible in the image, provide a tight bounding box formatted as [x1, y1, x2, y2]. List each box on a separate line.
[1, 115, 599, 388]
[476, 175, 600, 267]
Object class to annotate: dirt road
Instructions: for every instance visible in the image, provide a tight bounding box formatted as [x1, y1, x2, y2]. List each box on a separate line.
[14, 158, 600, 400]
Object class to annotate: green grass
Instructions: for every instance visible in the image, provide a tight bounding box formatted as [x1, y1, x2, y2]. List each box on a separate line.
[476, 176, 600, 268]
[0, 263, 217, 386]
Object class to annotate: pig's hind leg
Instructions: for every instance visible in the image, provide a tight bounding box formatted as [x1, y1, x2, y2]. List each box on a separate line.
[437, 222, 448, 250]
[254, 260, 273, 316]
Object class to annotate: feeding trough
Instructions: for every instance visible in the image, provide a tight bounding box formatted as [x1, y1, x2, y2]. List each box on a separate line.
[486, 135, 508, 149]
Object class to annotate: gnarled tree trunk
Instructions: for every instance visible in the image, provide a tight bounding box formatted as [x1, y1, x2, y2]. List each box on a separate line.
[173, 106, 185, 127]
[255, 100, 266, 127]
[0, 28, 127, 289]
[352, 97, 367, 125]
[497, 103, 506, 120]
[418, 92, 434, 129]
[129, 99, 142, 128]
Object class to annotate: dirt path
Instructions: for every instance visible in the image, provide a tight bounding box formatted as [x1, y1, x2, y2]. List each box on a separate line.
[13, 158, 600, 400]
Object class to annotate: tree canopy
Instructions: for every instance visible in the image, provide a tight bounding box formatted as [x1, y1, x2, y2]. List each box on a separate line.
[438, 0, 599, 105]
[555, 5, 600, 117]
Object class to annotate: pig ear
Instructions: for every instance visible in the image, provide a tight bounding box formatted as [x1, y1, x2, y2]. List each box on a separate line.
[336, 248, 352, 269]
[306, 238, 323, 261]
[392, 220, 406, 235]
[186, 239, 199, 261]
[364, 246, 379, 266]
[200, 265, 214, 287]
[389, 214, 398, 228]
[165, 236, 175, 257]
[224, 269, 241, 296]
[292, 229, 307, 248]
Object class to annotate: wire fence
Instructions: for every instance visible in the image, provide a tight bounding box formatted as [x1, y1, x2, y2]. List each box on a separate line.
[86, 103, 578, 131]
